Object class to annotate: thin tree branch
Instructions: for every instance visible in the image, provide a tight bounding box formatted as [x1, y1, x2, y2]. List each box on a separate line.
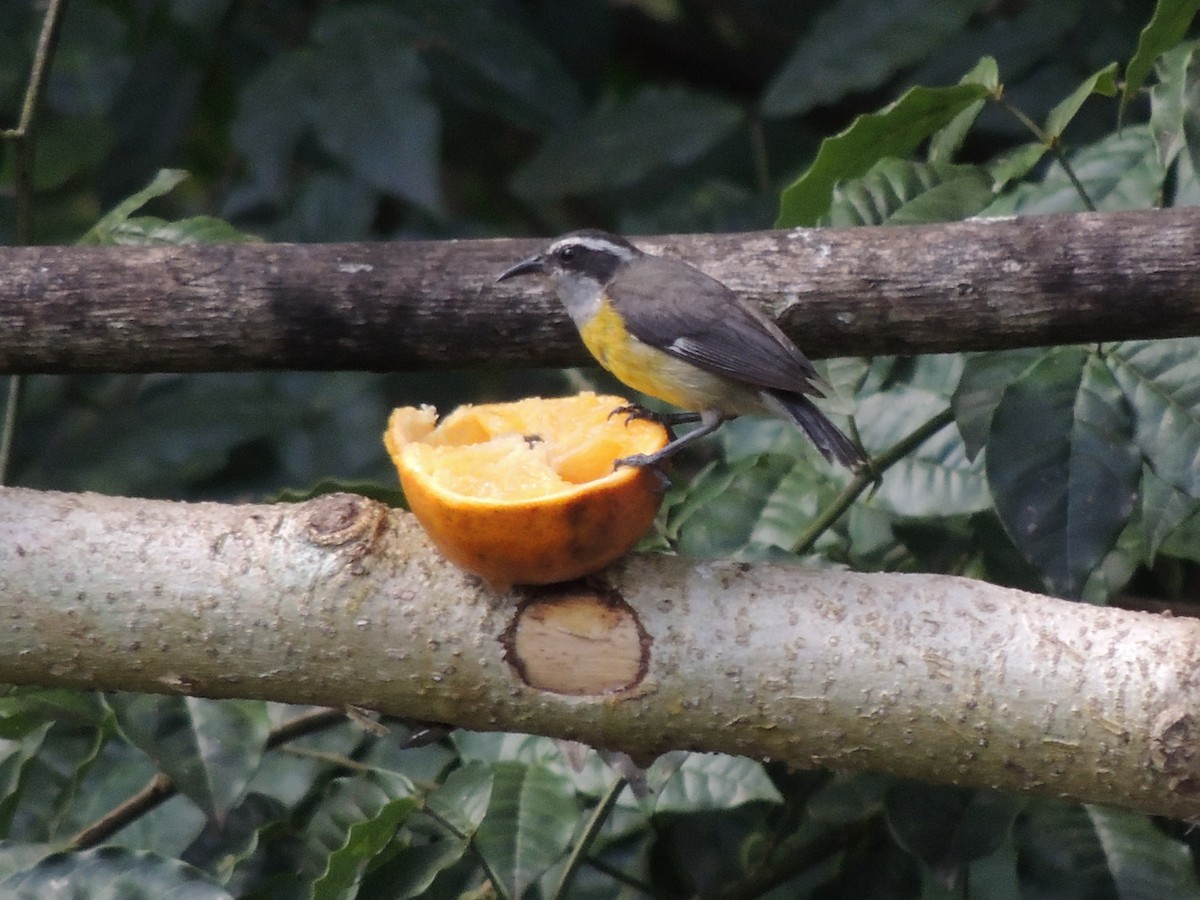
[792, 408, 956, 555]
[1, 0, 70, 487]
[67, 772, 175, 852]
[2, 0, 71, 242]
[3, 209, 1200, 374]
[550, 776, 628, 900]
[0, 375, 21, 485]
[68, 706, 347, 850]
[994, 94, 1096, 213]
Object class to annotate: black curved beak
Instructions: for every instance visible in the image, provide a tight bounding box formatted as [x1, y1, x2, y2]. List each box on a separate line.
[496, 255, 546, 283]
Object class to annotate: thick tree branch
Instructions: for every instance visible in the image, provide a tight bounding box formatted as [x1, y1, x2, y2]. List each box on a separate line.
[3, 208, 1200, 374]
[2, 486, 1198, 820]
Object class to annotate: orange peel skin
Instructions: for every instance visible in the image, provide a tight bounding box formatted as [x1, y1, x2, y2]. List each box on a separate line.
[383, 393, 670, 591]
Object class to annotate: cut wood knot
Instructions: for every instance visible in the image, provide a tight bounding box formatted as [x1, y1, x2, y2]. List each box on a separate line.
[303, 493, 386, 560]
[501, 582, 651, 696]
[1151, 709, 1200, 798]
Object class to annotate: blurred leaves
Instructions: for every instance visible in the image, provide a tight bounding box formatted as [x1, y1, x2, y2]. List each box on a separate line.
[108, 695, 270, 823]
[986, 349, 1140, 597]
[762, 0, 985, 117]
[776, 82, 990, 226]
[5, 0, 1200, 896]
[824, 158, 996, 226]
[0, 845, 233, 899]
[511, 86, 743, 200]
[472, 762, 579, 899]
[1123, 0, 1200, 115]
[1017, 802, 1200, 898]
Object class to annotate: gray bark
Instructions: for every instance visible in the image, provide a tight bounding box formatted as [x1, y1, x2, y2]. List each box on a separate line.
[3, 486, 1198, 820]
[3, 208, 1200, 374]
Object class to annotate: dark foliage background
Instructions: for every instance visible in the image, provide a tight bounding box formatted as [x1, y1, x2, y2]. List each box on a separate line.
[4, 0, 1200, 896]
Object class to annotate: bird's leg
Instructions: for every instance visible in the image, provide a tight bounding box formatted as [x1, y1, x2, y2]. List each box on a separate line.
[614, 412, 728, 471]
[608, 404, 701, 428]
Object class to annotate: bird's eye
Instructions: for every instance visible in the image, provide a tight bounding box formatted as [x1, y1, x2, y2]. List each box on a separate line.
[558, 246, 575, 262]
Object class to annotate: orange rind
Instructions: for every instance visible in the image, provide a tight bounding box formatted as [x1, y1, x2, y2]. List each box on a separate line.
[384, 393, 669, 590]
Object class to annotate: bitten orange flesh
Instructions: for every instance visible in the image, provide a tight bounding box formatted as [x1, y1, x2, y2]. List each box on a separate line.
[384, 393, 669, 589]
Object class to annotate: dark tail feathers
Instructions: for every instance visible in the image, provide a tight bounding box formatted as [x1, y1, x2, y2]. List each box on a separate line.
[763, 391, 866, 469]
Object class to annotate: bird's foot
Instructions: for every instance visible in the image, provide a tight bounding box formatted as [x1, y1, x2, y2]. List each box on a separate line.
[608, 404, 700, 428]
[613, 452, 672, 492]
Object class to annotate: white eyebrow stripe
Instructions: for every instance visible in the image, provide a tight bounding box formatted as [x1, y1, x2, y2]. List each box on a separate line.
[548, 236, 637, 260]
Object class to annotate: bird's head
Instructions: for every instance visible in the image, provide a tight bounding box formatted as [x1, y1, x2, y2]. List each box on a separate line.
[497, 230, 642, 292]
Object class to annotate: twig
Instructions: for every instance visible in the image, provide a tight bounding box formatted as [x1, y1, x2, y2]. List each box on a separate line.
[994, 94, 1096, 212]
[68, 706, 348, 850]
[2, 0, 71, 242]
[0, 376, 21, 485]
[549, 776, 628, 899]
[792, 408, 956, 555]
[0, 0, 71, 486]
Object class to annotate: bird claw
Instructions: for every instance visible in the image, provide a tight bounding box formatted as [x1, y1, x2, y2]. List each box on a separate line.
[614, 453, 672, 492]
[608, 404, 700, 429]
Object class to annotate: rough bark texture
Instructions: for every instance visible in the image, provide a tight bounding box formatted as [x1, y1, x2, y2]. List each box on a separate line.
[3, 486, 1198, 820]
[3, 208, 1200, 374]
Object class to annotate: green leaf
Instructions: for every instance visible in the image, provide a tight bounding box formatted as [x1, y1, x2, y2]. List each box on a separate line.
[1080, 506, 1147, 603]
[7, 720, 107, 843]
[952, 349, 1046, 460]
[806, 773, 891, 824]
[473, 762, 580, 900]
[670, 453, 831, 558]
[108, 695, 270, 822]
[274, 172, 377, 243]
[311, 778, 419, 900]
[427, 763, 493, 837]
[180, 792, 288, 885]
[985, 143, 1049, 192]
[1043, 63, 1119, 139]
[1122, 0, 1200, 116]
[390, 0, 583, 130]
[761, 0, 984, 117]
[927, 57, 999, 163]
[58, 740, 206, 857]
[451, 732, 562, 766]
[78, 169, 189, 245]
[966, 841, 1021, 900]
[885, 784, 1023, 878]
[825, 159, 995, 227]
[0, 842, 57, 882]
[1, 689, 108, 730]
[29, 116, 117, 191]
[0, 845, 233, 899]
[1017, 802, 1200, 898]
[358, 839, 469, 900]
[1088, 805, 1200, 898]
[0, 723, 54, 837]
[981, 125, 1164, 215]
[857, 386, 989, 517]
[1107, 339, 1200, 499]
[309, 33, 441, 213]
[1141, 465, 1200, 561]
[776, 82, 990, 226]
[653, 754, 783, 814]
[95, 216, 254, 246]
[1149, 41, 1200, 177]
[42, 2, 130, 118]
[511, 87, 742, 200]
[986, 349, 1140, 596]
[229, 52, 321, 201]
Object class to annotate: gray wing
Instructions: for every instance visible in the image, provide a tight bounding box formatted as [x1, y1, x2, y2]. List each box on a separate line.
[609, 255, 826, 397]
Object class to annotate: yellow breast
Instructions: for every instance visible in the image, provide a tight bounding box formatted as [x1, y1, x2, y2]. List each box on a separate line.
[577, 300, 751, 412]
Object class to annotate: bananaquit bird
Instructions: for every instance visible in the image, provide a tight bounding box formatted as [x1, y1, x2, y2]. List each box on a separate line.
[497, 230, 864, 470]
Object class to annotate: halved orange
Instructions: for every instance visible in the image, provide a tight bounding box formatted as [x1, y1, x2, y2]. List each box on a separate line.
[384, 393, 669, 590]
